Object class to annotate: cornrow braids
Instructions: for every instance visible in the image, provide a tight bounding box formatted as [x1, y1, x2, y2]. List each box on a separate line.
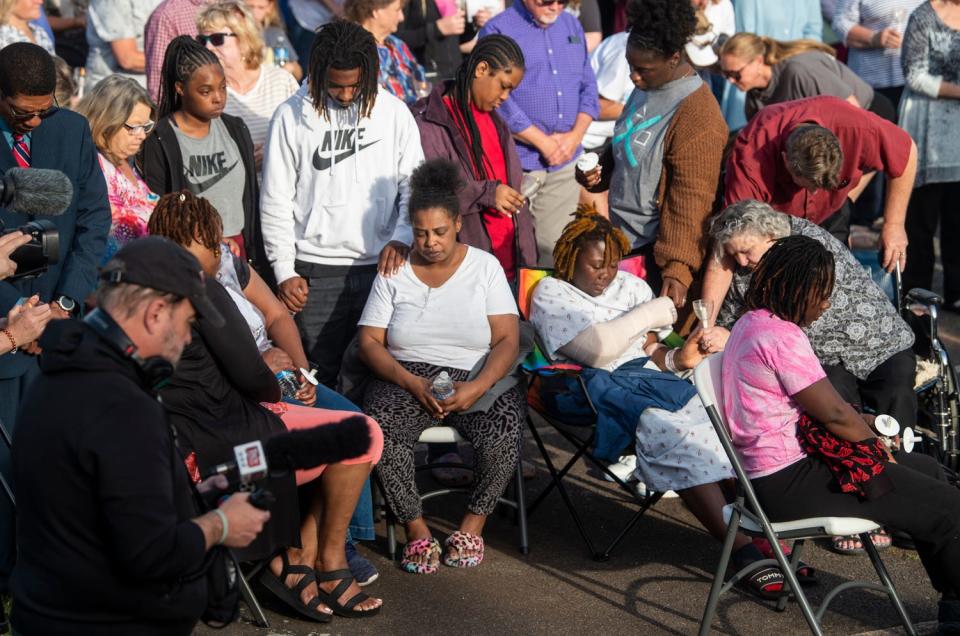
[147, 190, 224, 251]
[157, 35, 221, 118]
[553, 203, 631, 283]
[308, 20, 380, 121]
[744, 235, 835, 325]
[450, 35, 524, 181]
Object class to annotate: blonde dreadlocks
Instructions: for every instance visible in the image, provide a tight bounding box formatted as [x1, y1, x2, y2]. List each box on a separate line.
[553, 204, 631, 282]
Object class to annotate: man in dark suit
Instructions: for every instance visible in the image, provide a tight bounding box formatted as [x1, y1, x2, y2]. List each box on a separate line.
[0, 41, 110, 605]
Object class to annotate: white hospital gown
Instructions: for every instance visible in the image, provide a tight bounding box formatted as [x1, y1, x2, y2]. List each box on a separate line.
[531, 272, 733, 492]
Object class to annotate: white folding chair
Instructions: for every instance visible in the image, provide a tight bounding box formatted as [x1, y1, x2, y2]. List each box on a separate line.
[692, 353, 917, 636]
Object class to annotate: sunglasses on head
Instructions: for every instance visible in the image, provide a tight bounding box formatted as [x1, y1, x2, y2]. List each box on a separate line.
[2, 93, 59, 122]
[535, 0, 568, 6]
[196, 32, 237, 47]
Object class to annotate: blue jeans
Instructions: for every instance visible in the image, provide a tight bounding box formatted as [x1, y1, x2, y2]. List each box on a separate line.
[284, 382, 375, 542]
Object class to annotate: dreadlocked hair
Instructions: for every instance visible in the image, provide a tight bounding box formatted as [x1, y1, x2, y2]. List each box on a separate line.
[147, 190, 224, 251]
[627, 0, 696, 58]
[450, 35, 524, 182]
[744, 235, 835, 325]
[553, 204, 631, 283]
[157, 35, 221, 118]
[408, 158, 463, 221]
[309, 20, 379, 121]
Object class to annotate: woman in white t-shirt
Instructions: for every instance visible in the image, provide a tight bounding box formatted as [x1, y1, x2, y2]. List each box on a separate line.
[197, 1, 299, 170]
[358, 159, 522, 575]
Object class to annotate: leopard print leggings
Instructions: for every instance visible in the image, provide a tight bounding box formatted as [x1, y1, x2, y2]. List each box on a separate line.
[363, 361, 525, 523]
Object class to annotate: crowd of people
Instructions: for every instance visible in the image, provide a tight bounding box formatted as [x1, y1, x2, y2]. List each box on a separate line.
[0, 0, 959, 632]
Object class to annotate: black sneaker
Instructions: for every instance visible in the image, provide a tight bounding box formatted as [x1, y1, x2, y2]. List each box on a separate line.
[345, 542, 379, 587]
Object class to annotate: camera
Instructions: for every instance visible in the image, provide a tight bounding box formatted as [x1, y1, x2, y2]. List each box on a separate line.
[0, 219, 60, 281]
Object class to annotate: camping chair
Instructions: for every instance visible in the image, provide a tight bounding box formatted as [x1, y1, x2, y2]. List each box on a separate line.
[517, 266, 666, 561]
[378, 425, 528, 560]
[692, 353, 917, 636]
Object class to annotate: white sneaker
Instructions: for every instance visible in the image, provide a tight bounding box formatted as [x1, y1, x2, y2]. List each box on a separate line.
[603, 455, 638, 482]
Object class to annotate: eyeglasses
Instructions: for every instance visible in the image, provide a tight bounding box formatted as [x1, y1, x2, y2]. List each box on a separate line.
[196, 32, 237, 47]
[123, 120, 155, 135]
[721, 60, 751, 82]
[2, 94, 59, 122]
[534, 0, 568, 6]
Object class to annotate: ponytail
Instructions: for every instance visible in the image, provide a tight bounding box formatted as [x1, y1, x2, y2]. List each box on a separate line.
[721, 32, 835, 67]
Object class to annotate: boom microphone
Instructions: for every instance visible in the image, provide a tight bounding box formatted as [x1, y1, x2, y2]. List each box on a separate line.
[207, 415, 372, 479]
[0, 168, 74, 216]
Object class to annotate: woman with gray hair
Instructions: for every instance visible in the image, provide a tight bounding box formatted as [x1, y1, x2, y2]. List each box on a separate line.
[705, 200, 915, 428]
[704, 200, 916, 554]
[76, 75, 159, 263]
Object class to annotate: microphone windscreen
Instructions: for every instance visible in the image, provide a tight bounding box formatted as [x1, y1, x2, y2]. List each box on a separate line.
[6, 168, 73, 216]
[264, 415, 371, 472]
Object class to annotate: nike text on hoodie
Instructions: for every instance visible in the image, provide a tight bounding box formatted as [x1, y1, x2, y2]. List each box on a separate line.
[260, 86, 425, 283]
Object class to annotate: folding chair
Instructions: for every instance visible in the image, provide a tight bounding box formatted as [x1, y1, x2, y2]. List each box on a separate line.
[380, 426, 528, 560]
[517, 267, 666, 561]
[692, 353, 917, 636]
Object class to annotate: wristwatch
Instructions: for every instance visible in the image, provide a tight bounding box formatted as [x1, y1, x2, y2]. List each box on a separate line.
[55, 295, 78, 316]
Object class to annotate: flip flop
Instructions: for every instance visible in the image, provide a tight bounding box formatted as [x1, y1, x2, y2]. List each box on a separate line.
[314, 568, 382, 618]
[870, 528, 892, 550]
[259, 552, 332, 623]
[831, 535, 866, 555]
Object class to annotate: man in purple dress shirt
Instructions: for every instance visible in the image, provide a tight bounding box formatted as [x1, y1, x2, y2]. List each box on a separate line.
[479, 0, 599, 266]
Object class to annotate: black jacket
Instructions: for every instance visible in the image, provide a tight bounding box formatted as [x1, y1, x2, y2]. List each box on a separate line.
[137, 114, 272, 285]
[396, 0, 476, 80]
[160, 279, 299, 560]
[10, 320, 207, 636]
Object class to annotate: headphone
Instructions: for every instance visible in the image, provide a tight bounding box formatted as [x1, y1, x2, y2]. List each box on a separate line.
[84, 308, 175, 391]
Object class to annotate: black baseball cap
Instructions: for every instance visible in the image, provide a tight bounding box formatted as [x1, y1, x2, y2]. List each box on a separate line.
[99, 236, 225, 327]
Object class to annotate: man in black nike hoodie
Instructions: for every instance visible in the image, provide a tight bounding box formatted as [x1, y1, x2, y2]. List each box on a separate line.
[8, 237, 269, 636]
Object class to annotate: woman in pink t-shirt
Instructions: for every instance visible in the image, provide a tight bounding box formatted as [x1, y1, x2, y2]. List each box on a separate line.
[723, 235, 960, 631]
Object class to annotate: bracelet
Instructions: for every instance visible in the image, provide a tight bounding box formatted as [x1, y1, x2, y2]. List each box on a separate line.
[213, 508, 229, 545]
[664, 348, 680, 374]
[1, 328, 17, 354]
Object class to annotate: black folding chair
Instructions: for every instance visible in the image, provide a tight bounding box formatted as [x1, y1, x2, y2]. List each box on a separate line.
[692, 353, 917, 636]
[517, 267, 664, 561]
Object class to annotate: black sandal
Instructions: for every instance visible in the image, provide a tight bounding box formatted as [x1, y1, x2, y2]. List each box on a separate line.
[741, 565, 788, 600]
[315, 568, 381, 618]
[260, 552, 333, 623]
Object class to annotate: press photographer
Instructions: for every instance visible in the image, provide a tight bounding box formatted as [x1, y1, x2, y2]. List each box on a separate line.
[0, 232, 51, 357]
[8, 238, 269, 635]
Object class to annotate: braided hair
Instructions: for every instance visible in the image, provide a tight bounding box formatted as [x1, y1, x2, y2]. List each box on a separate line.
[157, 35, 222, 118]
[450, 34, 524, 181]
[408, 158, 464, 221]
[147, 190, 223, 251]
[744, 235, 835, 325]
[553, 204, 631, 283]
[308, 20, 379, 121]
[627, 0, 696, 58]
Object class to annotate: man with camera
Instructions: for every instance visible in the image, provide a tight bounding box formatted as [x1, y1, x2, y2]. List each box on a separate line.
[7, 237, 270, 634]
[0, 42, 110, 601]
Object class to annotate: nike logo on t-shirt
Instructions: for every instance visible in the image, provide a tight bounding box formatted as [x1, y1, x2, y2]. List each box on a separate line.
[185, 153, 240, 193]
[312, 140, 380, 171]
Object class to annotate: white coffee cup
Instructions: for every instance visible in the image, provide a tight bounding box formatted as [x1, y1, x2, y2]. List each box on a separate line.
[577, 152, 599, 173]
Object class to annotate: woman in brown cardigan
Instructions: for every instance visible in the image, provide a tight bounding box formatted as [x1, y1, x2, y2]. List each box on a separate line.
[576, 0, 727, 313]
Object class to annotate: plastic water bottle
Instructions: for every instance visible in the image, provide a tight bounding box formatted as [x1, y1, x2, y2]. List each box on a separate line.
[431, 371, 455, 401]
[275, 370, 299, 399]
[273, 35, 290, 67]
